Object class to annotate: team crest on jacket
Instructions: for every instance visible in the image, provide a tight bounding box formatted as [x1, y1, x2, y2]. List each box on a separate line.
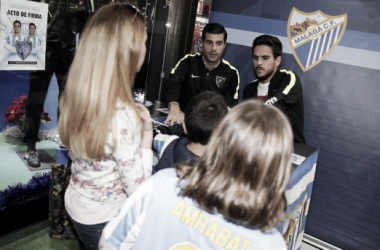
[287, 8, 347, 72]
[15, 41, 32, 61]
[215, 76, 226, 88]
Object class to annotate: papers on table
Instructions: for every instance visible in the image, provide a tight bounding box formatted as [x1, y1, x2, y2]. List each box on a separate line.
[291, 153, 306, 165]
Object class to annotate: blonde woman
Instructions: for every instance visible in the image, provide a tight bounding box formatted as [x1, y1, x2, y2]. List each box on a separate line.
[58, 3, 151, 250]
[100, 100, 293, 250]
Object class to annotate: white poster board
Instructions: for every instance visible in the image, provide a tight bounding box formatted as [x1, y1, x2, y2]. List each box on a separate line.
[0, 0, 48, 70]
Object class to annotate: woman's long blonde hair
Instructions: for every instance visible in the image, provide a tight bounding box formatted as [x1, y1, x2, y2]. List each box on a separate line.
[59, 3, 146, 160]
[177, 100, 293, 230]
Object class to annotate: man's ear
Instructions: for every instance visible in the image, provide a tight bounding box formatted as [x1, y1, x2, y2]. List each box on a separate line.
[275, 56, 282, 67]
[182, 123, 187, 135]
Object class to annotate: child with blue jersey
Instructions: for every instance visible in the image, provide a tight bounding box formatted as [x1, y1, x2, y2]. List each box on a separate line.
[100, 100, 293, 250]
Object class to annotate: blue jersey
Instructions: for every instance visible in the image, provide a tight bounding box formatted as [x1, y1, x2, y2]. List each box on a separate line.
[100, 169, 286, 250]
[24, 36, 42, 48]
[7, 34, 25, 47]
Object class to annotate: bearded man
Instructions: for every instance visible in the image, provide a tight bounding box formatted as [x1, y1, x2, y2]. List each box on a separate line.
[163, 23, 240, 126]
[243, 34, 305, 144]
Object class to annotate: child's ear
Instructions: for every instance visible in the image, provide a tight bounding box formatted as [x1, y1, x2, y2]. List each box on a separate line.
[182, 123, 187, 134]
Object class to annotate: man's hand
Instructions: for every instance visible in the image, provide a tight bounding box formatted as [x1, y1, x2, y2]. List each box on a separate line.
[165, 103, 184, 125]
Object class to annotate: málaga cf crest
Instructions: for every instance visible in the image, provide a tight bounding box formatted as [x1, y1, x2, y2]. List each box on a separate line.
[287, 8, 347, 71]
[15, 41, 32, 61]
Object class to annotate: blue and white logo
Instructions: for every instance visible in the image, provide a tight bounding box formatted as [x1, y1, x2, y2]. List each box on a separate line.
[287, 8, 347, 71]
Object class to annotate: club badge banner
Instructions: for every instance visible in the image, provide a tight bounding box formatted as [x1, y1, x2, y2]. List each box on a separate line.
[287, 8, 347, 72]
[0, 0, 48, 70]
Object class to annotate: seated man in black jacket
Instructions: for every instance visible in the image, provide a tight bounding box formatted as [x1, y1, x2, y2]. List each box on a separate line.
[153, 91, 228, 172]
[243, 34, 305, 144]
[163, 23, 239, 126]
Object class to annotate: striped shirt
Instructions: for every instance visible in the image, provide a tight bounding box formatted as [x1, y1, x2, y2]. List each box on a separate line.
[24, 36, 42, 48]
[7, 34, 25, 47]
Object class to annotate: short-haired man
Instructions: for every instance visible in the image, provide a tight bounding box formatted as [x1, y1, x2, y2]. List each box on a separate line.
[153, 91, 228, 172]
[163, 23, 239, 125]
[25, 23, 42, 49]
[243, 34, 305, 144]
[7, 20, 25, 47]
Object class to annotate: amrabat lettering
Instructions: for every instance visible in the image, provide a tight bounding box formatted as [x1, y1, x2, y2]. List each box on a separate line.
[214, 227, 231, 247]
[203, 222, 218, 241]
[193, 213, 209, 234]
[226, 235, 252, 250]
[181, 205, 200, 226]
[171, 200, 252, 250]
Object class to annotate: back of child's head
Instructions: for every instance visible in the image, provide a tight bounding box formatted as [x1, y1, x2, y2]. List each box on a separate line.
[178, 100, 293, 230]
[184, 91, 228, 145]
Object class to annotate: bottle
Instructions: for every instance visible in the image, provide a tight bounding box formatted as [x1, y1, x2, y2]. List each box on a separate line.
[197, 0, 203, 15]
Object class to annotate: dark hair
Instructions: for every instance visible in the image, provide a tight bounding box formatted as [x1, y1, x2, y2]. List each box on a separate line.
[13, 20, 21, 26]
[201, 23, 227, 42]
[252, 34, 282, 58]
[29, 23, 36, 28]
[177, 100, 293, 230]
[184, 91, 228, 145]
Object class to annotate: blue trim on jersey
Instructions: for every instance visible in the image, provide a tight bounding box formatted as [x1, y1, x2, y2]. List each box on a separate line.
[25, 36, 42, 48]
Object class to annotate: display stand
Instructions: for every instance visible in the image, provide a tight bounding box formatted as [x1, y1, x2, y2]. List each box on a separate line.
[279, 144, 319, 250]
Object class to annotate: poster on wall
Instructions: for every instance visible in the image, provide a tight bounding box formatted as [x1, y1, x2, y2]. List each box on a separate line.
[0, 0, 48, 70]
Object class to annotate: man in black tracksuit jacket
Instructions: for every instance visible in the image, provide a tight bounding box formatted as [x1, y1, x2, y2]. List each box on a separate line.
[164, 53, 239, 109]
[243, 69, 305, 144]
[243, 34, 305, 144]
[163, 23, 239, 125]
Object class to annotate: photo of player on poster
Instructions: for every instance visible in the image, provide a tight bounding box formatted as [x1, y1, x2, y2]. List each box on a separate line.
[0, 0, 48, 70]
